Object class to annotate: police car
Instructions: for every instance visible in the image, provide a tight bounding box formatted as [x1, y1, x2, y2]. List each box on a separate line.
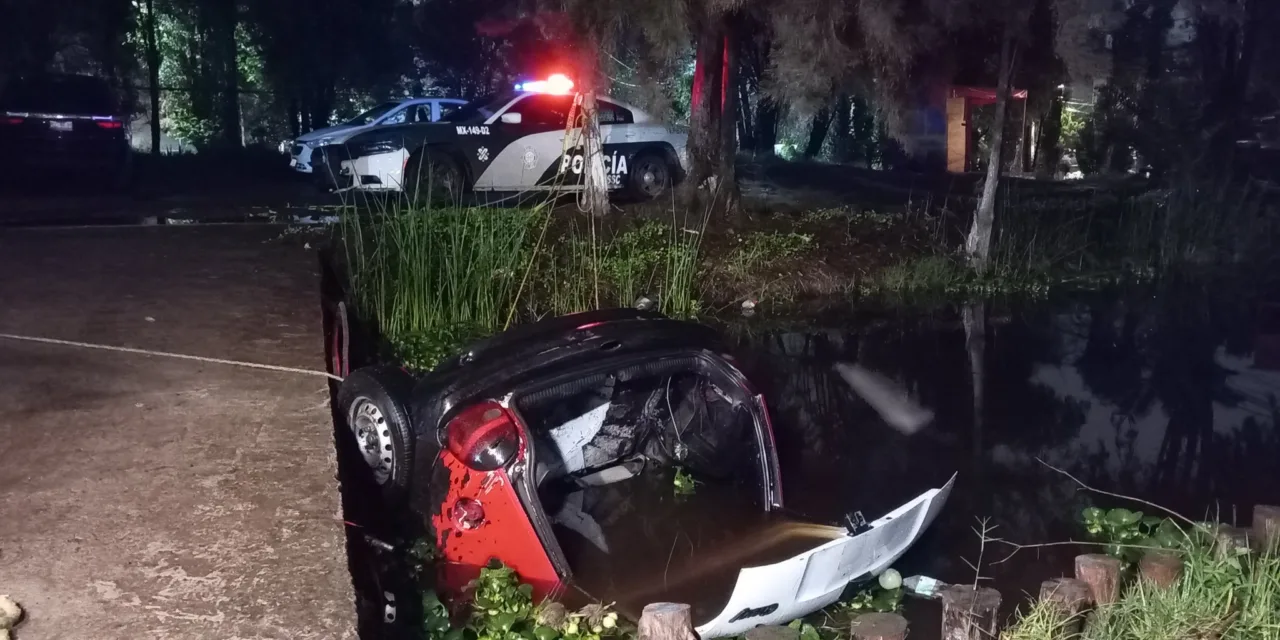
[314, 75, 687, 200]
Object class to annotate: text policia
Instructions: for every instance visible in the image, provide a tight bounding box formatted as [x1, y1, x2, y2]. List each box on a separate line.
[559, 150, 629, 188]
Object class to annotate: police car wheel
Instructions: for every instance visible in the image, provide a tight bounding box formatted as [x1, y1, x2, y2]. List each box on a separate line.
[629, 152, 672, 200]
[405, 150, 462, 206]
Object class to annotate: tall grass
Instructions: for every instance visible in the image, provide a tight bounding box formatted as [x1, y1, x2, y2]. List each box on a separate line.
[1002, 530, 1280, 640]
[339, 198, 708, 369]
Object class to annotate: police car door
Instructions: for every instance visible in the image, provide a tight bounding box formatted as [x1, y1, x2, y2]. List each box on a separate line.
[470, 94, 573, 191]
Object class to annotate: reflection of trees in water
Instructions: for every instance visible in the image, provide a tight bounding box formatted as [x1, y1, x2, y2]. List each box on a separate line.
[728, 280, 1278, 584]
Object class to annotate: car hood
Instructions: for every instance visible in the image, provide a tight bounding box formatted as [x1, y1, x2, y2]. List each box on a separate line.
[297, 124, 364, 144]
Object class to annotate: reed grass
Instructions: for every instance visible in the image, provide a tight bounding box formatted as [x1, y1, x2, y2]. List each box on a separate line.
[339, 197, 708, 370]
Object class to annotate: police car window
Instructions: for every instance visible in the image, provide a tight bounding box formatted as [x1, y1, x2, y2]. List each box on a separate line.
[508, 95, 574, 126]
[412, 105, 433, 123]
[439, 102, 462, 118]
[442, 94, 508, 123]
[597, 101, 634, 125]
[381, 108, 409, 125]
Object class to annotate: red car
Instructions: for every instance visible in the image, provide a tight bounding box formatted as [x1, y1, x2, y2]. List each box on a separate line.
[332, 309, 953, 637]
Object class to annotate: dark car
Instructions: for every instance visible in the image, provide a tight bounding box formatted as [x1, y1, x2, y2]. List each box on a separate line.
[332, 309, 953, 638]
[0, 73, 132, 187]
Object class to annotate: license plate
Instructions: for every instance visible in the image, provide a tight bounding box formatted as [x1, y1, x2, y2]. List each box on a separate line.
[49, 120, 72, 132]
[289, 157, 297, 167]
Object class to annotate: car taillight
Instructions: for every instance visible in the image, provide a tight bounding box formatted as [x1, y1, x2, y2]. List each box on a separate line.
[2, 117, 22, 125]
[96, 120, 123, 129]
[445, 400, 521, 471]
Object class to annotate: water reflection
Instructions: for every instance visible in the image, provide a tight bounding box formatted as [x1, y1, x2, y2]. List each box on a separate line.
[729, 282, 1280, 619]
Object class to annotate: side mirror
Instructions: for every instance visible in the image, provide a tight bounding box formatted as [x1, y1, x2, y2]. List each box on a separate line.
[500, 112, 522, 125]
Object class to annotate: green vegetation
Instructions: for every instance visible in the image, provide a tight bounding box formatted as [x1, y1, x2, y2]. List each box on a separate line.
[1001, 516, 1280, 640]
[340, 202, 715, 370]
[672, 467, 697, 497]
[1081, 507, 1184, 569]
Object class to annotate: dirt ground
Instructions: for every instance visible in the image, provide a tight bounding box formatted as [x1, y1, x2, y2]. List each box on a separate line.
[0, 225, 354, 639]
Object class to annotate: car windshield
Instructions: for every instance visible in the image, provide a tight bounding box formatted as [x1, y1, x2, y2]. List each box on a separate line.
[344, 101, 401, 126]
[441, 94, 514, 123]
[0, 75, 117, 115]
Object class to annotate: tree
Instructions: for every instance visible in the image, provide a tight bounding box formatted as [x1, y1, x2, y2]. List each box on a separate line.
[142, 0, 163, 153]
[967, 20, 1018, 268]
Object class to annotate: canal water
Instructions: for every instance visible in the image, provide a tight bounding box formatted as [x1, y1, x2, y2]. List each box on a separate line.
[729, 278, 1280, 632]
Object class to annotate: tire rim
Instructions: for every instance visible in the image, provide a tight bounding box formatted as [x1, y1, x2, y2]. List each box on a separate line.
[350, 398, 394, 484]
[636, 158, 669, 198]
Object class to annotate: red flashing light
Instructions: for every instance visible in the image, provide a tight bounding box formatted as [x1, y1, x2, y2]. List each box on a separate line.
[2, 117, 22, 125]
[445, 401, 522, 471]
[520, 73, 575, 95]
[96, 120, 123, 129]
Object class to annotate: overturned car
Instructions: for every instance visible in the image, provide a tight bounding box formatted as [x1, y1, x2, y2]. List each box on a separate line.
[332, 309, 953, 638]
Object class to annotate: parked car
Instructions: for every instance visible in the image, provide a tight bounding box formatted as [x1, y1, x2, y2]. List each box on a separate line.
[333, 308, 953, 638]
[0, 73, 131, 188]
[313, 76, 688, 200]
[289, 97, 466, 174]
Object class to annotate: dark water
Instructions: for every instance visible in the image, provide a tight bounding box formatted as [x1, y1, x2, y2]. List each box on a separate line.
[729, 280, 1280, 632]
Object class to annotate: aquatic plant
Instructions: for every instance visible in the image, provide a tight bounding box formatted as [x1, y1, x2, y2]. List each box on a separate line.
[1081, 507, 1184, 569]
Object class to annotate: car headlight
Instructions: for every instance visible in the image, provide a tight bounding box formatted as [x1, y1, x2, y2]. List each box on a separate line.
[317, 136, 335, 146]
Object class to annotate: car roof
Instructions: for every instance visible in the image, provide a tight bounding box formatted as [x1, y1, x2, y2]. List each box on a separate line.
[500, 92, 654, 123]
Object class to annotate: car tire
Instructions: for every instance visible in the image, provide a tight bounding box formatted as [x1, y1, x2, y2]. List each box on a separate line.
[337, 366, 417, 503]
[404, 149, 463, 207]
[628, 151, 673, 200]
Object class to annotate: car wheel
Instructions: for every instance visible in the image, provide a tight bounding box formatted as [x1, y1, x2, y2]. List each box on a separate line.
[628, 151, 673, 200]
[337, 366, 416, 503]
[405, 150, 463, 207]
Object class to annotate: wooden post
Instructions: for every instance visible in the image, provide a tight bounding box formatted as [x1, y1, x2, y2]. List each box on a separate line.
[1253, 505, 1280, 553]
[638, 603, 697, 640]
[745, 625, 799, 640]
[939, 586, 1002, 640]
[1038, 578, 1091, 636]
[851, 612, 908, 640]
[1213, 524, 1253, 558]
[1138, 551, 1183, 588]
[1074, 554, 1122, 606]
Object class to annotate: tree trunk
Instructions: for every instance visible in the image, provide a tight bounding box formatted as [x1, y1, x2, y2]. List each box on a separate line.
[144, 0, 162, 155]
[803, 106, 833, 159]
[753, 98, 780, 155]
[1036, 89, 1063, 178]
[679, 8, 724, 210]
[288, 98, 301, 139]
[738, 79, 754, 152]
[831, 94, 854, 163]
[580, 90, 610, 216]
[214, 0, 241, 148]
[719, 16, 742, 221]
[966, 28, 1015, 270]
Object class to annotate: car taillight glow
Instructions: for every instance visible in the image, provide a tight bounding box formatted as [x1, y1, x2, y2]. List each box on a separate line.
[96, 120, 123, 129]
[445, 400, 521, 471]
[2, 117, 22, 125]
[515, 73, 575, 95]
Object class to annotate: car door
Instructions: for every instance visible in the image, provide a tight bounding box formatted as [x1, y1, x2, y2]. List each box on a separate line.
[469, 93, 576, 191]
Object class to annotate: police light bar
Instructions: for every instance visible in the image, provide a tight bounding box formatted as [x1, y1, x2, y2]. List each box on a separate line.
[515, 74, 574, 95]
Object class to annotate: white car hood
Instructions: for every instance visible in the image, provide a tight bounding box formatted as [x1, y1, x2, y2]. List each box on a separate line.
[696, 474, 955, 638]
[296, 124, 364, 145]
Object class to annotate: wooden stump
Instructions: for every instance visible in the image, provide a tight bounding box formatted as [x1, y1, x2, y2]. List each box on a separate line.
[1074, 554, 1122, 606]
[1138, 551, 1183, 588]
[638, 603, 697, 640]
[1213, 524, 1253, 558]
[939, 586, 1002, 640]
[850, 612, 908, 640]
[745, 625, 799, 640]
[1038, 578, 1091, 636]
[1253, 505, 1280, 553]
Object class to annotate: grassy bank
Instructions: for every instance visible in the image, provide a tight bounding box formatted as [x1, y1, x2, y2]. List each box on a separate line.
[1003, 527, 1279, 640]
[333, 175, 1279, 368]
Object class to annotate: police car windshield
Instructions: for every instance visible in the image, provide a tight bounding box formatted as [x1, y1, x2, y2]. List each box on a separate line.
[442, 94, 513, 123]
[344, 101, 401, 126]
